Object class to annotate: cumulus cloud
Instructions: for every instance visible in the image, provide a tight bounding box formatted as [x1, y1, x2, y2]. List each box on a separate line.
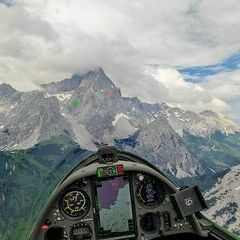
[0, 0, 239, 122]
[202, 71, 240, 102]
[147, 67, 230, 112]
[201, 70, 240, 122]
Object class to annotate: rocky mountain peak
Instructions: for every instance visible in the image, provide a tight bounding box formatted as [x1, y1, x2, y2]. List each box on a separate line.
[41, 67, 121, 98]
[84, 66, 105, 76]
[158, 102, 239, 137]
[0, 83, 18, 98]
[41, 74, 83, 94]
[79, 67, 118, 91]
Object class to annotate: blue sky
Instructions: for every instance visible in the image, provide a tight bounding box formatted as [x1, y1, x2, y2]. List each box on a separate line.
[176, 53, 240, 123]
[0, 0, 11, 7]
[179, 53, 240, 83]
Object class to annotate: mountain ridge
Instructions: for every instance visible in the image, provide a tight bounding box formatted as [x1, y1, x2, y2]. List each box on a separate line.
[0, 67, 239, 178]
[0, 68, 240, 237]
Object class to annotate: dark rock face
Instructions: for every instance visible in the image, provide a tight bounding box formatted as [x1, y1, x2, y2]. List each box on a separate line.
[126, 116, 204, 177]
[0, 83, 17, 98]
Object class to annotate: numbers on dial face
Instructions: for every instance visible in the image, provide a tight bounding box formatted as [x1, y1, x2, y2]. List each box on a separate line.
[60, 190, 90, 219]
[136, 176, 165, 208]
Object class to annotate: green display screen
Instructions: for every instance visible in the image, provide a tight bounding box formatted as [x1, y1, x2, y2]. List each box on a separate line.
[96, 165, 124, 178]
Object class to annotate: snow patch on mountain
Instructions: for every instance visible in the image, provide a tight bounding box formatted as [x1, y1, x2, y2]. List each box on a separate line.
[46, 92, 73, 102]
[112, 113, 131, 126]
[111, 113, 137, 139]
[204, 165, 240, 235]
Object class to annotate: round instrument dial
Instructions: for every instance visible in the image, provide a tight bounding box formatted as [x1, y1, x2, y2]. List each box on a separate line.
[60, 190, 90, 219]
[136, 175, 165, 208]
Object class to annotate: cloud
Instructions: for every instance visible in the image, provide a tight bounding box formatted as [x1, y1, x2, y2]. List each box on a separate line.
[146, 66, 240, 123]
[202, 71, 240, 101]
[0, 0, 239, 123]
[147, 67, 230, 112]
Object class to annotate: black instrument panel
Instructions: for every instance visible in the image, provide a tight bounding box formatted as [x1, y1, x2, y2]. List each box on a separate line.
[43, 172, 194, 240]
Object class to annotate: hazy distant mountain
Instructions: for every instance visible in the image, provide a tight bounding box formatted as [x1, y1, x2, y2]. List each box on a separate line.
[0, 67, 239, 177]
[152, 103, 238, 137]
[183, 131, 240, 173]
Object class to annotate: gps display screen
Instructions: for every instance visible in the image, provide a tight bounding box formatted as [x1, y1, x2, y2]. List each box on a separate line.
[95, 176, 135, 239]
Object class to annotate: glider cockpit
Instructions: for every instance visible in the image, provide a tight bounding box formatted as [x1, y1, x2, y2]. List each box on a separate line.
[29, 147, 238, 240]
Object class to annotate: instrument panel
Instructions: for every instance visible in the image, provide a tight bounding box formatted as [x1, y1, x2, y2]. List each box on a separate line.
[60, 189, 90, 219]
[136, 174, 166, 208]
[42, 171, 194, 240]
